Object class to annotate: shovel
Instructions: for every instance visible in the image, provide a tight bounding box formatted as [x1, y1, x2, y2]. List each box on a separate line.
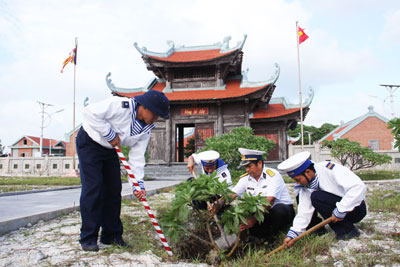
[265, 217, 333, 258]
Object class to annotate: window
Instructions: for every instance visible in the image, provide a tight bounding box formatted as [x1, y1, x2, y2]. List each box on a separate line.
[173, 67, 216, 79]
[21, 153, 26, 157]
[25, 164, 29, 169]
[36, 164, 41, 169]
[23, 140, 27, 145]
[368, 140, 380, 151]
[395, 158, 400, 164]
[13, 164, 18, 169]
[52, 164, 57, 169]
[65, 164, 70, 169]
[0, 164, 2, 169]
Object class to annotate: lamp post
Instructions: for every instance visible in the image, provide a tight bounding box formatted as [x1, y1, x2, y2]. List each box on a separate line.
[305, 131, 312, 145]
[38, 101, 63, 157]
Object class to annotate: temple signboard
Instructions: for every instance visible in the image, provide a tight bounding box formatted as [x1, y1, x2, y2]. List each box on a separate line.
[181, 107, 209, 116]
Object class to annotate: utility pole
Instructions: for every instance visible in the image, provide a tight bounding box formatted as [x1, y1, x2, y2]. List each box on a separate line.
[380, 84, 400, 118]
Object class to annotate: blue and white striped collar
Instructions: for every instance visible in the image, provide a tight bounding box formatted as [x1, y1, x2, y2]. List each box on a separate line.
[307, 175, 319, 190]
[130, 99, 155, 136]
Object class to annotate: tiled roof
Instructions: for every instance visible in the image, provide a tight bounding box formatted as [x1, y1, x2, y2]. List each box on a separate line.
[147, 49, 237, 63]
[117, 79, 271, 101]
[250, 103, 305, 119]
[322, 125, 349, 141]
[318, 106, 389, 143]
[26, 136, 65, 147]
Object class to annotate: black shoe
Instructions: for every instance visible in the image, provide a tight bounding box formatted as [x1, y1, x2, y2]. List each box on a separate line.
[336, 227, 360, 240]
[81, 242, 99, 252]
[314, 226, 328, 236]
[101, 237, 130, 247]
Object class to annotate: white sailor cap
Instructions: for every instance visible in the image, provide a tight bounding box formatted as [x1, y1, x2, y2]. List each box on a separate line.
[277, 151, 312, 177]
[238, 148, 265, 167]
[198, 150, 220, 167]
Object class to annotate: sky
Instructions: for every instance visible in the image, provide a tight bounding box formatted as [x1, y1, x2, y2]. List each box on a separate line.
[0, 0, 399, 153]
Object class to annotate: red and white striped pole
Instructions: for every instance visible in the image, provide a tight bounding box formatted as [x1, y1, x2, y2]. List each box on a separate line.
[115, 146, 173, 256]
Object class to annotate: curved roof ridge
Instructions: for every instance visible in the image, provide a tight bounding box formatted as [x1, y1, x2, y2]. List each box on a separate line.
[241, 63, 280, 88]
[106, 72, 151, 93]
[269, 86, 314, 109]
[134, 35, 247, 58]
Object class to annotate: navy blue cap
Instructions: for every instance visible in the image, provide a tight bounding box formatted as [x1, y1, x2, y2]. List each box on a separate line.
[135, 90, 170, 119]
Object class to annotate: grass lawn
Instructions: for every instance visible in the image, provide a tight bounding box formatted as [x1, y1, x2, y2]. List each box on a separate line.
[0, 175, 156, 193]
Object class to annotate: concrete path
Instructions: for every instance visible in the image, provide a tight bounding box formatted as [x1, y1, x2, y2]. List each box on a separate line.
[0, 178, 186, 236]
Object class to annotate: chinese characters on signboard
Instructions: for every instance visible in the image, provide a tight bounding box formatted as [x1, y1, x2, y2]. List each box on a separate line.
[181, 108, 209, 116]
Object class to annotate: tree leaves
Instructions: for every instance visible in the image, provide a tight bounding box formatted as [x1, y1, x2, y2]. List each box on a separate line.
[388, 117, 400, 151]
[199, 127, 275, 179]
[159, 172, 270, 244]
[322, 138, 392, 170]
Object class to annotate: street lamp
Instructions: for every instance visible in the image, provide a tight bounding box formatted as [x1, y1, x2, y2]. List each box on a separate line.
[38, 101, 63, 157]
[304, 131, 313, 145]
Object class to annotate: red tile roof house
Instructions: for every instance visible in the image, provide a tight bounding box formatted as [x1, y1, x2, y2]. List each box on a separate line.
[289, 106, 400, 171]
[9, 136, 66, 157]
[318, 106, 394, 150]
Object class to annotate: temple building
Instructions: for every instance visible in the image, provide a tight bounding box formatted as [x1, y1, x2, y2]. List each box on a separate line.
[106, 35, 313, 164]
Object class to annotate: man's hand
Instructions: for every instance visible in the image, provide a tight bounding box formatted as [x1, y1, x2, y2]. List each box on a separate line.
[134, 189, 146, 200]
[187, 155, 195, 173]
[331, 213, 344, 223]
[109, 135, 121, 148]
[283, 237, 294, 248]
[208, 199, 224, 216]
[239, 216, 257, 232]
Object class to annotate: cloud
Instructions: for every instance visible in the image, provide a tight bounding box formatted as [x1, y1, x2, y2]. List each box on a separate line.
[381, 8, 400, 45]
[1, 0, 399, 152]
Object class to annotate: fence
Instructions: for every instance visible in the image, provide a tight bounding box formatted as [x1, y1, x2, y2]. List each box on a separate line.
[1, 145, 399, 176]
[0, 156, 78, 176]
[288, 143, 400, 171]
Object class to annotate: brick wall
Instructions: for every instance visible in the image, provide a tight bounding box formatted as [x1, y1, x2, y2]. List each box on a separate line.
[342, 117, 393, 150]
[65, 130, 78, 157]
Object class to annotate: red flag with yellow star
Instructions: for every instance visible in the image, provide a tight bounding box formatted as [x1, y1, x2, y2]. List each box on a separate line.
[298, 26, 309, 44]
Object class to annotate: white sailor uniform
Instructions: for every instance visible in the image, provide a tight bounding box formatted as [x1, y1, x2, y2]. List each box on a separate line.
[232, 166, 293, 208]
[192, 152, 232, 186]
[82, 96, 153, 182]
[232, 165, 295, 238]
[287, 161, 366, 239]
[77, 96, 154, 246]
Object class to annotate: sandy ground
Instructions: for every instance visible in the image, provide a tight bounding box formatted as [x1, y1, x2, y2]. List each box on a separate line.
[0, 180, 399, 266]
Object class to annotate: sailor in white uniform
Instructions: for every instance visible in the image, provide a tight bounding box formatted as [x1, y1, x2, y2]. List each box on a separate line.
[187, 150, 232, 210]
[187, 150, 232, 186]
[76, 90, 169, 252]
[277, 151, 367, 247]
[211, 148, 294, 239]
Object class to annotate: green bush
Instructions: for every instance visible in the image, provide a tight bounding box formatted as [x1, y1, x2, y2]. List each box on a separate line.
[200, 127, 275, 171]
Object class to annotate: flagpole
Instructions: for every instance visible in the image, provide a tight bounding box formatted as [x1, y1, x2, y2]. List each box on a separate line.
[72, 37, 77, 171]
[296, 21, 304, 149]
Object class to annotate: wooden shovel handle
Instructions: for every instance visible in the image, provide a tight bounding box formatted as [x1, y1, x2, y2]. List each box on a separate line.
[265, 217, 333, 258]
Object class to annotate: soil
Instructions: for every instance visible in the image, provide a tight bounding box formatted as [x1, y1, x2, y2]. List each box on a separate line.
[0, 180, 399, 266]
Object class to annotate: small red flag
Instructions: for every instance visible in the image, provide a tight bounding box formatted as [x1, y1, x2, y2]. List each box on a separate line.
[298, 26, 309, 44]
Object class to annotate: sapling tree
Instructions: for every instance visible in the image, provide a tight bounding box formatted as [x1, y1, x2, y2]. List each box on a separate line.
[322, 138, 392, 170]
[159, 172, 269, 257]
